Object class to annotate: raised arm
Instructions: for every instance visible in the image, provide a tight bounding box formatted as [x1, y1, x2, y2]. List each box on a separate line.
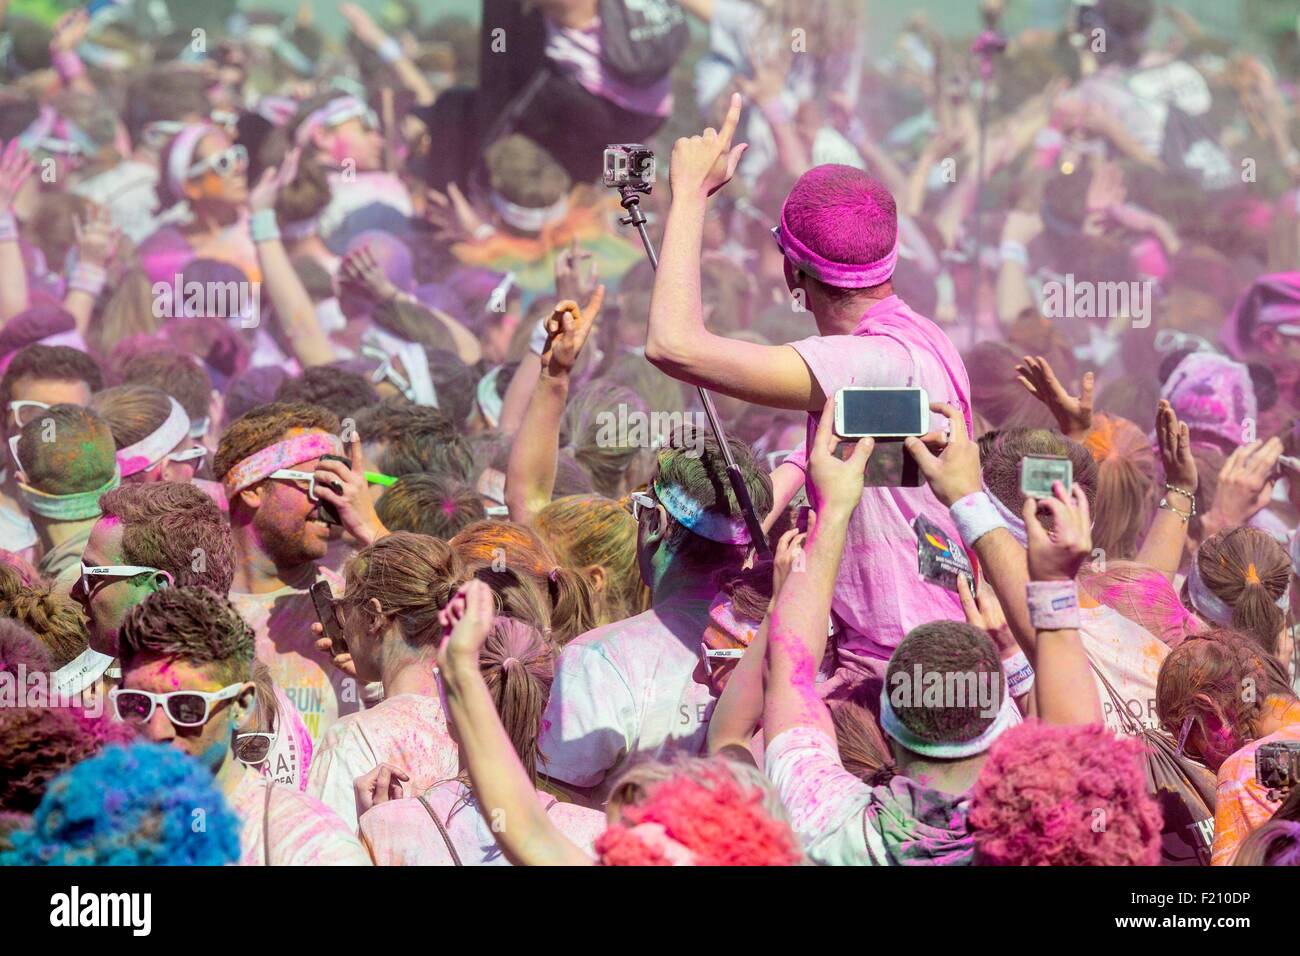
[0, 141, 34, 324]
[505, 287, 605, 526]
[250, 150, 335, 367]
[1136, 400, 1197, 580]
[905, 403, 1038, 657]
[340, 3, 436, 106]
[763, 397, 872, 742]
[707, 527, 806, 763]
[645, 93, 820, 411]
[1022, 482, 1103, 725]
[64, 206, 119, 337]
[436, 580, 593, 866]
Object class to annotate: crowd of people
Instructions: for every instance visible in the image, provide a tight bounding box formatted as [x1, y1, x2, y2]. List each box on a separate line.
[1, 0, 1300, 867]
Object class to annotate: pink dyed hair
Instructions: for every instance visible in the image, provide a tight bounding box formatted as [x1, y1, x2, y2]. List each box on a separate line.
[969, 721, 1162, 866]
[595, 759, 802, 866]
[781, 165, 897, 286]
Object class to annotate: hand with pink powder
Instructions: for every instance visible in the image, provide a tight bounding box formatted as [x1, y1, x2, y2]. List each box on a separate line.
[436, 578, 495, 670]
[807, 395, 873, 519]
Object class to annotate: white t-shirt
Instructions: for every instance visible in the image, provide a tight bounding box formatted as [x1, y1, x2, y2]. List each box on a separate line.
[359, 781, 605, 866]
[1078, 603, 1170, 735]
[223, 764, 371, 866]
[538, 599, 716, 789]
[229, 568, 357, 750]
[307, 693, 459, 833]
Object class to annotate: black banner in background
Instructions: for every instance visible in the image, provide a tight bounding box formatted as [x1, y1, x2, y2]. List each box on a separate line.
[2, 865, 1278, 942]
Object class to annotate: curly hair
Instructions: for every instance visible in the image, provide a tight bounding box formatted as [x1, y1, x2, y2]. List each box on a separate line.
[969, 720, 1162, 866]
[0, 706, 135, 814]
[118, 587, 256, 687]
[0, 617, 50, 676]
[98, 482, 235, 594]
[597, 756, 803, 866]
[275, 365, 381, 421]
[1, 742, 240, 865]
[214, 401, 341, 482]
[885, 621, 1005, 747]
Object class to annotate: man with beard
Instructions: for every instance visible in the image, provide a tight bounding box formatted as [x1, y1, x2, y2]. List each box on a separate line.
[214, 401, 367, 747]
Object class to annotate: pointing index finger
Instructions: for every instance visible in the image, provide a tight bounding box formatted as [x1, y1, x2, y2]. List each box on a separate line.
[719, 92, 743, 149]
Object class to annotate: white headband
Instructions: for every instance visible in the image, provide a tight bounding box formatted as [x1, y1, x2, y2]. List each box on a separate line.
[117, 398, 191, 477]
[295, 96, 375, 147]
[166, 123, 215, 197]
[879, 673, 1020, 759]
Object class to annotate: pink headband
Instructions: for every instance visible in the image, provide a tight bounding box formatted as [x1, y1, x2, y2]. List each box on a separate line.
[222, 432, 342, 499]
[117, 398, 190, 478]
[167, 123, 215, 197]
[772, 213, 899, 289]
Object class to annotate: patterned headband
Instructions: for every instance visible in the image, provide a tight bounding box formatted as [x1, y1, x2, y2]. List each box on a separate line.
[223, 433, 342, 499]
[653, 480, 750, 546]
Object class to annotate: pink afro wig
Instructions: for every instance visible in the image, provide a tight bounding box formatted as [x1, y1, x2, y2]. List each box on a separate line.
[968, 721, 1162, 866]
[595, 763, 802, 866]
[781, 165, 897, 276]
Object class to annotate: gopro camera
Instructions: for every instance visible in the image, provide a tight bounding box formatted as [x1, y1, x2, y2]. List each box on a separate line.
[603, 144, 656, 193]
[1256, 740, 1300, 799]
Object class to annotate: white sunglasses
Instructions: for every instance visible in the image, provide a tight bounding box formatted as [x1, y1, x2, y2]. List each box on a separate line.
[8, 399, 50, 428]
[700, 642, 745, 677]
[76, 562, 174, 597]
[166, 444, 208, 466]
[628, 491, 658, 522]
[187, 143, 248, 179]
[268, 468, 326, 500]
[110, 682, 245, 728]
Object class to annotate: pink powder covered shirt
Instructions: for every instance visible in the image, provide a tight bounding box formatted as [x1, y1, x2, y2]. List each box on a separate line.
[307, 693, 460, 834]
[783, 295, 971, 661]
[359, 782, 605, 866]
[224, 764, 370, 866]
[538, 600, 716, 790]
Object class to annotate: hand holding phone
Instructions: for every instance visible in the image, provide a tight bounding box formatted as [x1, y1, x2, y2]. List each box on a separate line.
[834, 387, 930, 439]
[1020, 454, 1072, 499]
[309, 580, 348, 657]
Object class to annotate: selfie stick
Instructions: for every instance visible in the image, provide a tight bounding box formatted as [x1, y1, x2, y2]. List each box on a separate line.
[969, 15, 1007, 350]
[614, 184, 771, 557]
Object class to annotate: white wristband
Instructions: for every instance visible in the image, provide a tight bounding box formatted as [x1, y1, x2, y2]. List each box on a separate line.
[1003, 650, 1035, 697]
[0, 211, 18, 243]
[376, 36, 403, 64]
[67, 262, 107, 297]
[949, 491, 1008, 547]
[1026, 580, 1080, 630]
[250, 209, 281, 243]
[999, 239, 1028, 267]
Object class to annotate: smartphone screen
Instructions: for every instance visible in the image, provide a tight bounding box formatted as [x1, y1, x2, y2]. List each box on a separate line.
[309, 581, 348, 657]
[837, 389, 925, 437]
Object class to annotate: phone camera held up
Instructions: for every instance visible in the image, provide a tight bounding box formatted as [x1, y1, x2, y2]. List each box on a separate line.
[603, 145, 656, 194]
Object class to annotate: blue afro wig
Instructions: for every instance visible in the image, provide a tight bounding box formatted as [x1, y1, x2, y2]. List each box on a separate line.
[1, 742, 241, 865]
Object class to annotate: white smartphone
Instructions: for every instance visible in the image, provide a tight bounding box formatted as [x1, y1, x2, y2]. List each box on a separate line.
[834, 387, 930, 438]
